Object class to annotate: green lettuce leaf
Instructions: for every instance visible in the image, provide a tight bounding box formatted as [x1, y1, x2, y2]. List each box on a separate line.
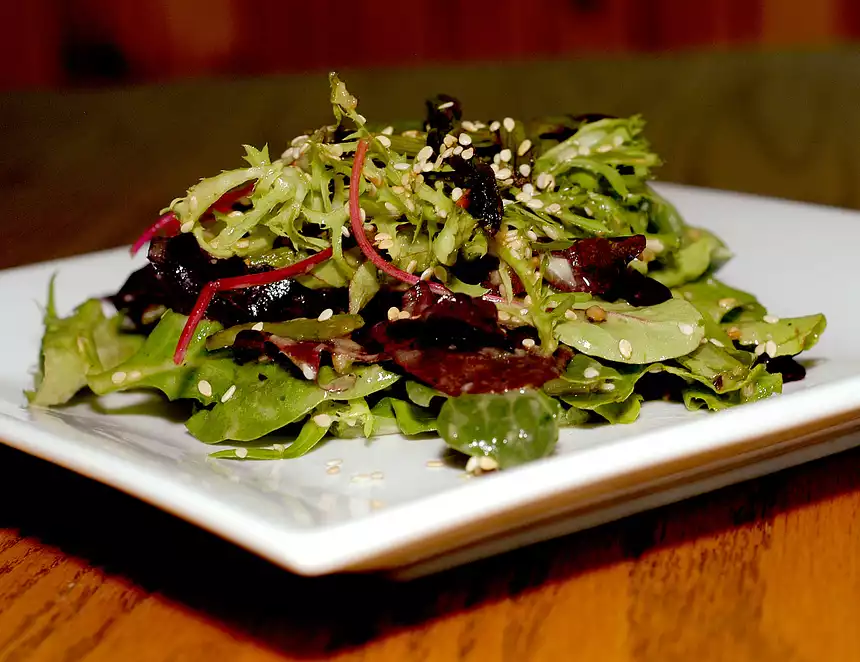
[205, 314, 364, 350]
[683, 366, 782, 411]
[594, 393, 643, 424]
[554, 299, 704, 364]
[317, 365, 401, 400]
[405, 380, 446, 407]
[650, 229, 731, 288]
[437, 390, 560, 468]
[673, 277, 765, 324]
[209, 417, 330, 460]
[729, 314, 826, 357]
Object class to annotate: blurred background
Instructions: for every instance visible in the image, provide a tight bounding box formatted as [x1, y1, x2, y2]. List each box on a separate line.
[2, 0, 858, 268]
[2, 0, 854, 89]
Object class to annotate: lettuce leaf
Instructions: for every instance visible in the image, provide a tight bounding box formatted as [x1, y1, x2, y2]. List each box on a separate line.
[730, 315, 826, 357]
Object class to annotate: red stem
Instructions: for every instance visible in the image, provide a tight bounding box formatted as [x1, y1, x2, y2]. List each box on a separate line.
[173, 248, 333, 364]
[130, 212, 180, 256]
[209, 181, 256, 214]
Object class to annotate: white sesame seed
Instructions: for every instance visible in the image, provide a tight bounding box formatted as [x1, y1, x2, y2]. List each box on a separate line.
[371, 471, 385, 480]
[318, 308, 334, 321]
[519, 164, 531, 177]
[465, 456, 480, 473]
[420, 268, 434, 281]
[458, 133, 472, 146]
[678, 322, 695, 336]
[764, 315, 780, 324]
[326, 466, 341, 475]
[398, 310, 411, 320]
[441, 147, 455, 160]
[536, 173, 553, 189]
[646, 238, 665, 254]
[227, 211, 242, 218]
[489, 120, 501, 131]
[754, 343, 766, 356]
[503, 199, 514, 206]
[341, 226, 351, 237]
[519, 308, 529, 317]
[461, 147, 474, 160]
[461, 120, 477, 132]
[496, 167, 512, 180]
[478, 456, 499, 471]
[376, 135, 391, 148]
[498, 310, 511, 321]
[384, 201, 398, 213]
[438, 101, 454, 110]
[301, 365, 316, 380]
[437, 208, 448, 218]
[377, 240, 395, 250]
[709, 338, 725, 348]
[387, 307, 401, 321]
[619, 339, 633, 359]
[597, 144, 613, 153]
[564, 309, 578, 320]
[313, 413, 333, 427]
[426, 459, 444, 468]
[765, 340, 778, 356]
[718, 298, 737, 309]
[401, 173, 411, 187]
[393, 162, 411, 171]
[236, 239, 251, 250]
[406, 259, 418, 273]
[249, 322, 264, 332]
[584, 367, 601, 379]
[601, 382, 616, 392]
[546, 203, 562, 214]
[221, 384, 237, 403]
[235, 447, 248, 459]
[382, 125, 394, 135]
[417, 145, 434, 162]
[375, 232, 392, 241]
[443, 134, 457, 147]
[451, 187, 463, 202]
[272, 444, 285, 453]
[180, 221, 194, 233]
[111, 371, 127, 385]
[515, 191, 532, 203]
[522, 338, 536, 349]
[326, 459, 343, 467]
[359, 208, 367, 222]
[517, 139, 532, 156]
[196, 380, 212, 397]
[499, 148, 512, 162]
[124, 370, 141, 382]
[503, 117, 515, 132]
[526, 199, 544, 209]
[453, 145, 463, 155]
[490, 162, 500, 174]
[526, 230, 538, 241]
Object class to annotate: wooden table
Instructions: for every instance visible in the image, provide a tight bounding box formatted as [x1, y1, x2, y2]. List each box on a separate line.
[2, 52, 860, 661]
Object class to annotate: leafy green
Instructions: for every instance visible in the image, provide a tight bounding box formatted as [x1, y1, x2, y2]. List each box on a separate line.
[650, 229, 731, 288]
[683, 366, 782, 411]
[209, 418, 330, 460]
[374, 398, 438, 435]
[206, 314, 364, 349]
[437, 390, 560, 468]
[673, 277, 765, 324]
[730, 314, 826, 357]
[29, 284, 143, 406]
[405, 380, 446, 407]
[554, 299, 704, 364]
[594, 393, 643, 424]
[349, 261, 379, 314]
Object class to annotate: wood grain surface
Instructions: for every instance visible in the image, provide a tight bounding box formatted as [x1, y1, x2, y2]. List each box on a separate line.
[2, 52, 860, 661]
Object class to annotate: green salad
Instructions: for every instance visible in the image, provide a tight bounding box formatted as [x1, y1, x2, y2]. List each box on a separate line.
[27, 75, 826, 473]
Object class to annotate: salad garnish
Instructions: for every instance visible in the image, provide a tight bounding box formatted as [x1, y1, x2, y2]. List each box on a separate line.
[27, 74, 826, 472]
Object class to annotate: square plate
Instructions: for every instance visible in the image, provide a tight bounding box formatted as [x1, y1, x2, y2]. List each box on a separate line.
[3, 183, 860, 579]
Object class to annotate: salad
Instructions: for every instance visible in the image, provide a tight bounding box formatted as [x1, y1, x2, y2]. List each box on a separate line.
[27, 75, 826, 473]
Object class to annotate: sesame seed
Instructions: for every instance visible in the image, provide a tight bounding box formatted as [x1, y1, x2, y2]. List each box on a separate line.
[478, 456, 499, 471]
[382, 125, 394, 135]
[496, 167, 512, 180]
[564, 309, 578, 320]
[126, 370, 141, 381]
[235, 447, 248, 459]
[426, 459, 444, 468]
[387, 307, 401, 321]
[646, 238, 665, 253]
[503, 117, 515, 132]
[453, 145, 463, 155]
[301, 365, 316, 380]
[376, 135, 391, 148]
[517, 139, 532, 156]
[451, 187, 464, 201]
[180, 221, 194, 233]
[272, 443, 285, 453]
[313, 413, 333, 427]
[359, 208, 367, 221]
[597, 144, 613, 153]
[342, 226, 351, 237]
[377, 240, 394, 251]
[221, 384, 237, 403]
[235, 239, 250, 249]
[678, 322, 695, 335]
[709, 338, 725, 347]
[546, 203, 562, 214]
[417, 145, 434, 162]
[765, 340, 778, 356]
[461, 120, 477, 131]
[526, 230, 538, 241]
[371, 471, 385, 480]
[718, 298, 737, 309]
[526, 199, 544, 209]
[755, 343, 766, 356]
[252, 322, 264, 331]
[420, 268, 434, 281]
[401, 173, 411, 187]
[498, 310, 511, 321]
[490, 120, 501, 131]
[384, 201, 398, 213]
[519, 308, 529, 317]
[536, 173, 553, 190]
[465, 456, 480, 473]
[515, 190, 532, 203]
[619, 339, 633, 359]
[461, 147, 474, 160]
[326, 466, 341, 475]
[198, 380, 213, 397]
[519, 164, 531, 177]
[318, 308, 334, 321]
[443, 134, 457, 147]
[406, 259, 418, 273]
[398, 310, 411, 320]
[111, 371, 127, 385]
[441, 147, 455, 159]
[584, 367, 600, 379]
[326, 459, 343, 467]
[499, 148, 512, 162]
[586, 306, 607, 322]
[522, 338, 536, 348]
[393, 162, 411, 171]
[578, 145, 592, 156]
[601, 382, 616, 392]
[437, 208, 448, 218]
[764, 314, 780, 324]
[458, 133, 472, 146]
[438, 101, 454, 110]
[227, 211, 242, 218]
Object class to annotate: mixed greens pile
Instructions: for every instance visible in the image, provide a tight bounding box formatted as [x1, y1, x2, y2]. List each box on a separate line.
[28, 75, 826, 472]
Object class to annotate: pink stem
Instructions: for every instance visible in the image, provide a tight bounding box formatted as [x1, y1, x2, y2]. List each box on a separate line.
[130, 212, 180, 256]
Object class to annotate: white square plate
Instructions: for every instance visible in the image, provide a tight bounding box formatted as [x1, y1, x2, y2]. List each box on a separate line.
[3, 183, 860, 579]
